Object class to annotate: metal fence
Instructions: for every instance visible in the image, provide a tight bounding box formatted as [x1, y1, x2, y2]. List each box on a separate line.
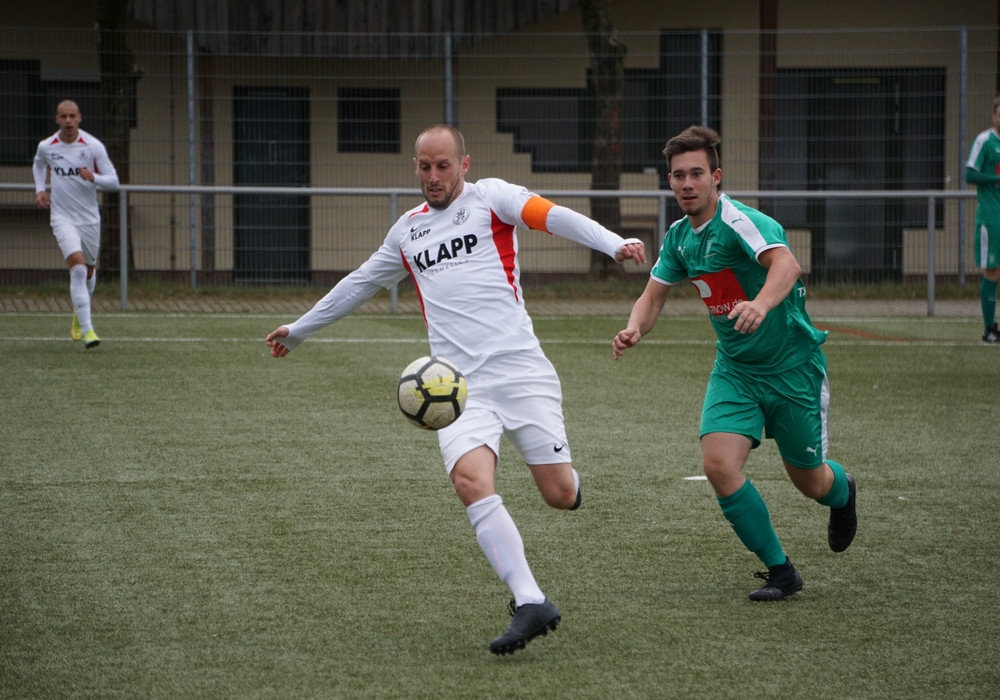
[0, 182, 976, 316]
[0, 23, 995, 301]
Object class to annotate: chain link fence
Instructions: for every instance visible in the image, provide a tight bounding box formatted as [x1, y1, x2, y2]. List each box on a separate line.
[0, 25, 995, 294]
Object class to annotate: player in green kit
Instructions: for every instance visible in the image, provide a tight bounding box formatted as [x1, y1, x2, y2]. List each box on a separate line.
[965, 95, 1000, 343]
[612, 125, 857, 601]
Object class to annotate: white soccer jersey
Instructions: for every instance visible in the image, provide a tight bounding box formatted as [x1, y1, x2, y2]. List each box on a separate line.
[284, 177, 636, 372]
[33, 129, 120, 225]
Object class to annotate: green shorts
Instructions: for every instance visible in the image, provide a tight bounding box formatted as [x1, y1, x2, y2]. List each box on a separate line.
[975, 221, 1000, 270]
[700, 351, 829, 469]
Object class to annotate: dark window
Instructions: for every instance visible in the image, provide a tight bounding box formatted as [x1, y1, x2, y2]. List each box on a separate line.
[496, 31, 721, 178]
[651, 31, 722, 185]
[767, 67, 946, 280]
[233, 86, 311, 284]
[0, 60, 44, 165]
[497, 88, 588, 173]
[0, 60, 104, 166]
[337, 87, 400, 153]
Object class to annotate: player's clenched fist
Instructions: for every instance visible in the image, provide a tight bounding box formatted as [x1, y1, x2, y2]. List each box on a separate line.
[612, 328, 641, 360]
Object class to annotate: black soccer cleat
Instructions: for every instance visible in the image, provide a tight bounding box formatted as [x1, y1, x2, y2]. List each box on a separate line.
[748, 559, 804, 601]
[489, 598, 561, 655]
[983, 323, 1000, 344]
[828, 473, 857, 552]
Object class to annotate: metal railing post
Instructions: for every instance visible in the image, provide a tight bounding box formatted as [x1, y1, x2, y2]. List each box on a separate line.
[927, 195, 936, 317]
[957, 26, 967, 286]
[657, 193, 668, 251]
[390, 192, 399, 314]
[187, 30, 197, 290]
[120, 189, 129, 311]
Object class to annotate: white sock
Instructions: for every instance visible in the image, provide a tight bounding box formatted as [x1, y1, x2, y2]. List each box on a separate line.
[69, 265, 93, 333]
[86, 269, 96, 297]
[466, 494, 545, 607]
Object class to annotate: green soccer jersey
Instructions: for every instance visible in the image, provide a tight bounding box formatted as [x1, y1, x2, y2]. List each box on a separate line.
[966, 127, 1000, 227]
[651, 194, 827, 372]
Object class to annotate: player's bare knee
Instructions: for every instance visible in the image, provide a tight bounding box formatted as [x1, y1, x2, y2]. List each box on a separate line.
[540, 485, 577, 510]
[701, 458, 730, 485]
[795, 481, 827, 500]
[794, 476, 831, 500]
[785, 462, 831, 499]
[450, 474, 492, 507]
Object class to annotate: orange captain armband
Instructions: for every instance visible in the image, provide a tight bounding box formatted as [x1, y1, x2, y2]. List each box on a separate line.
[521, 195, 556, 233]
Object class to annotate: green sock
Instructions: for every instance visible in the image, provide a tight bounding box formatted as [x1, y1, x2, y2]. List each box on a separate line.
[981, 279, 997, 331]
[717, 479, 786, 569]
[817, 459, 849, 508]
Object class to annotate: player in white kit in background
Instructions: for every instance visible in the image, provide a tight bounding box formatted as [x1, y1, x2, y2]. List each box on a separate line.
[33, 99, 120, 349]
[266, 124, 646, 655]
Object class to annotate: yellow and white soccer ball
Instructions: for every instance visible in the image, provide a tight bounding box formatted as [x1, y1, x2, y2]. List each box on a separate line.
[396, 356, 468, 430]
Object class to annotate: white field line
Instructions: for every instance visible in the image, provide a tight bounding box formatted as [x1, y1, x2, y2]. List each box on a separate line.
[1, 335, 987, 348]
[0, 311, 981, 324]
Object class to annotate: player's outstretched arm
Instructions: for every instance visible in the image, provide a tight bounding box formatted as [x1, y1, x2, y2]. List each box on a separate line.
[266, 269, 390, 359]
[534, 201, 645, 263]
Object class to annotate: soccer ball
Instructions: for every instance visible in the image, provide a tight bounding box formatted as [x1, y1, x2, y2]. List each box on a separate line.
[397, 356, 468, 430]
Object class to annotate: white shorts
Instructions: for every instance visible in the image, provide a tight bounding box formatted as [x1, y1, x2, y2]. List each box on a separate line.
[52, 218, 100, 266]
[437, 346, 571, 474]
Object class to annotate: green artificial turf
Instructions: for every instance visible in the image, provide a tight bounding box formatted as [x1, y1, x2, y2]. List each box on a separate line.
[1, 312, 997, 698]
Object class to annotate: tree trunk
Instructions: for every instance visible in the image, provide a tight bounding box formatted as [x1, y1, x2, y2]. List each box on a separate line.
[97, 0, 138, 274]
[580, 0, 626, 276]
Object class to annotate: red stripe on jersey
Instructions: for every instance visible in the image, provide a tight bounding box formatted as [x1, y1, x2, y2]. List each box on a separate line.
[400, 248, 428, 326]
[491, 212, 519, 302]
[407, 204, 429, 218]
[690, 267, 748, 316]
